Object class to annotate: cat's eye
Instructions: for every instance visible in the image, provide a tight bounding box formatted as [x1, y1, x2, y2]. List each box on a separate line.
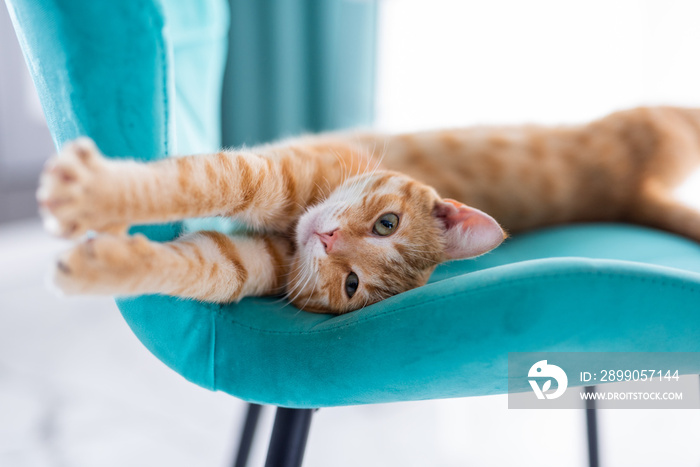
[345, 272, 359, 299]
[373, 213, 399, 236]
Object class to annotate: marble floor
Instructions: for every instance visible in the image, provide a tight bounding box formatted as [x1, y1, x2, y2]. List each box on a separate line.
[1, 219, 699, 467]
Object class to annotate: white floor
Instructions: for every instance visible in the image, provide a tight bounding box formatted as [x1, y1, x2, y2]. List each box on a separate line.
[1, 219, 699, 467]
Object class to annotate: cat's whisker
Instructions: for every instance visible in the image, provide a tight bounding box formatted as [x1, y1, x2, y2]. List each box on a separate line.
[283, 252, 315, 303]
[283, 259, 310, 296]
[331, 149, 350, 185]
[313, 181, 328, 200]
[322, 178, 332, 197]
[359, 148, 385, 193]
[359, 295, 370, 311]
[287, 265, 316, 307]
[284, 262, 306, 284]
[277, 263, 310, 306]
[297, 273, 320, 315]
[276, 256, 308, 298]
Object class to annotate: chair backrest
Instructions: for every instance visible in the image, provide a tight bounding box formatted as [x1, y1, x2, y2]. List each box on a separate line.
[8, 0, 179, 158]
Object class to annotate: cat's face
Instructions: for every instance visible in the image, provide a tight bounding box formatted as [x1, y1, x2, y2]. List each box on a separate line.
[288, 171, 506, 313]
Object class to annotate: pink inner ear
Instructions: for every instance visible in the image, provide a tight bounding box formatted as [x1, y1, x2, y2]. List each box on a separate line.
[433, 199, 506, 259]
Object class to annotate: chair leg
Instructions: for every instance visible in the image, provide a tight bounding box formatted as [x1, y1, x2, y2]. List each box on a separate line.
[233, 403, 263, 467]
[264, 407, 314, 467]
[584, 386, 600, 467]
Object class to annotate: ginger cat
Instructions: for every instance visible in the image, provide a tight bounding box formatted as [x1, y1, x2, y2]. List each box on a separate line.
[38, 106, 700, 314]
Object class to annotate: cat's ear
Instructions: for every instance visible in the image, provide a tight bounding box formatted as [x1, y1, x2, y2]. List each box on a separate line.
[432, 199, 506, 260]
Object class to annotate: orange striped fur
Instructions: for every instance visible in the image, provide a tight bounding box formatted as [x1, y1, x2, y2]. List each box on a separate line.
[39, 106, 700, 313]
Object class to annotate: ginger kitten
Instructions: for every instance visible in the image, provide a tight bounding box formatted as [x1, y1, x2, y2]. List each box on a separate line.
[38, 106, 700, 313]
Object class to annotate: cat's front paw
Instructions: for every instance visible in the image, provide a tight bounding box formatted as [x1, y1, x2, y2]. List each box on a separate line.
[37, 138, 127, 238]
[53, 234, 154, 295]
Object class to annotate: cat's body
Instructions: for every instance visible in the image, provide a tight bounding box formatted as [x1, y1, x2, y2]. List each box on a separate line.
[382, 106, 700, 234]
[38, 106, 700, 313]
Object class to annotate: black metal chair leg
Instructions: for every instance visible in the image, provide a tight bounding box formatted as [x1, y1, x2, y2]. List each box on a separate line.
[264, 407, 314, 467]
[233, 403, 263, 467]
[584, 386, 600, 467]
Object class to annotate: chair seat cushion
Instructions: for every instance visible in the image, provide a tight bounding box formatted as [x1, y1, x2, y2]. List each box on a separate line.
[117, 223, 700, 408]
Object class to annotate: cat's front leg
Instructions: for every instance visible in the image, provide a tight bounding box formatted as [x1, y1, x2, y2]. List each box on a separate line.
[54, 233, 161, 296]
[53, 231, 292, 302]
[37, 138, 131, 238]
[39, 135, 372, 238]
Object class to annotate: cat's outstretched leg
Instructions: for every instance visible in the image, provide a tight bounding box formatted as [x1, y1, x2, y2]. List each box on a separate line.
[53, 231, 292, 302]
[37, 138, 131, 237]
[38, 136, 369, 238]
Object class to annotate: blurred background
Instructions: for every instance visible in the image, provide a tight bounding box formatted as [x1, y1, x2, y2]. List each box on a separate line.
[1, 1, 700, 466]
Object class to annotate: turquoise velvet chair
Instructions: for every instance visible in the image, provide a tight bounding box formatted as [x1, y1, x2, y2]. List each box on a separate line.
[7, 0, 700, 465]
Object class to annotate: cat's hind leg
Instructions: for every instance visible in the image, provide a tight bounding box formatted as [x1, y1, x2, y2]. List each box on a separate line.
[628, 181, 700, 243]
[53, 231, 292, 302]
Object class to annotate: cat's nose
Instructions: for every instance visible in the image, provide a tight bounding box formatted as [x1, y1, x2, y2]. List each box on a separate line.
[317, 229, 339, 253]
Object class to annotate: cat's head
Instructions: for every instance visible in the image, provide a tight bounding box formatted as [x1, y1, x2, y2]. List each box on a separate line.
[288, 170, 506, 313]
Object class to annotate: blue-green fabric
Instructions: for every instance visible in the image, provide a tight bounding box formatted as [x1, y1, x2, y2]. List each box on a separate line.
[8, 1, 170, 160]
[8, 0, 700, 409]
